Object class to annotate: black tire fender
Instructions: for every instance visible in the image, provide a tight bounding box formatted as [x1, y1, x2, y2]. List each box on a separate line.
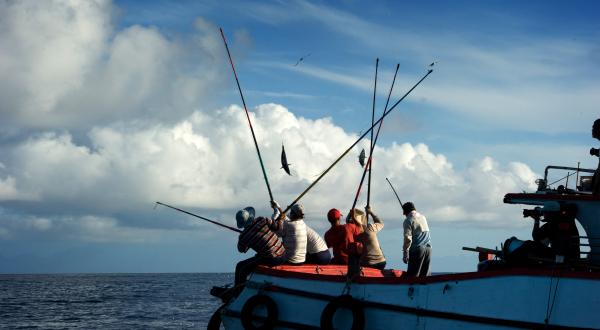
[207, 304, 225, 330]
[240, 294, 278, 330]
[320, 294, 365, 330]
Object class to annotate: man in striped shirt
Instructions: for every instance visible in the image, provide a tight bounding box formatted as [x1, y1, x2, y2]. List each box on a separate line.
[235, 205, 286, 287]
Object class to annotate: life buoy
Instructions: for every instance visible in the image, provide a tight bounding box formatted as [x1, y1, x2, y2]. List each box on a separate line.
[320, 294, 365, 330]
[207, 304, 224, 330]
[240, 294, 278, 330]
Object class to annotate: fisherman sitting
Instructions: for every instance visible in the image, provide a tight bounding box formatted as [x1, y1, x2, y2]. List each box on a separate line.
[504, 203, 580, 266]
[305, 225, 332, 265]
[324, 208, 362, 265]
[532, 204, 580, 262]
[235, 204, 286, 288]
[276, 203, 308, 265]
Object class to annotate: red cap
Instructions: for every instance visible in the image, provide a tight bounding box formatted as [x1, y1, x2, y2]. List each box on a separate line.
[327, 208, 341, 222]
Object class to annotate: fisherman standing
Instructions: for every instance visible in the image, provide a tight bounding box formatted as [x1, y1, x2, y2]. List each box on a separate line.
[235, 205, 286, 287]
[402, 202, 432, 277]
[352, 206, 387, 270]
[591, 118, 600, 195]
[324, 208, 362, 265]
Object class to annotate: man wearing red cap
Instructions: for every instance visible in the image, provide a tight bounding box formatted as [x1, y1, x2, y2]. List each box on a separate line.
[324, 208, 362, 264]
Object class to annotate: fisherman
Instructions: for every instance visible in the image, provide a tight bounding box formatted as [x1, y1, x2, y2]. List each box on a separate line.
[352, 206, 387, 270]
[591, 118, 600, 195]
[305, 225, 331, 265]
[324, 208, 362, 265]
[402, 202, 432, 277]
[235, 204, 286, 287]
[532, 204, 580, 262]
[277, 203, 308, 264]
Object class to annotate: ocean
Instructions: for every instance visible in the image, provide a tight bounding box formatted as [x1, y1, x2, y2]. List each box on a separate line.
[0, 273, 232, 329]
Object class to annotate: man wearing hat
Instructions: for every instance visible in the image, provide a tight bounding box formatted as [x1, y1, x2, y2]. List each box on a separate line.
[277, 203, 308, 264]
[351, 206, 386, 270]
[591, 118, 600, 194]
[324, 208, 362, 264]
[402, 202, 432, 277]
[235, 205, 286, 287]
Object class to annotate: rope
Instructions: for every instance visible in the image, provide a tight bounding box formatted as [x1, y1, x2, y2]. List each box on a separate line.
[544, 266, 561, 328]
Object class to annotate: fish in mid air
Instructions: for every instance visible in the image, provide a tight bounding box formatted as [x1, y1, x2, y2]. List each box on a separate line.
[359, 148, 366, 167]
[281, 144, 292, 175]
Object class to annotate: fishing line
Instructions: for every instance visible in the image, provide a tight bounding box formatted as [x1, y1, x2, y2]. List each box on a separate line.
[351, 63, 401, 212]
[283, 68, 433, 214]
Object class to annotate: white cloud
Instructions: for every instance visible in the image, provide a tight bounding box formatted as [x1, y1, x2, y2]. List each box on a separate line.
[0, 0, 561, 246]
[0, 103, 539, 242]
[0, 1, 228, 129]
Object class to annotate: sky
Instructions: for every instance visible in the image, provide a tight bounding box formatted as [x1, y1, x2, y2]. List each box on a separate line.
[1, 0, 599, 273]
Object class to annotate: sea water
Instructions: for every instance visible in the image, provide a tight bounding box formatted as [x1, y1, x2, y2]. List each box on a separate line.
[0, 273, 232, 329]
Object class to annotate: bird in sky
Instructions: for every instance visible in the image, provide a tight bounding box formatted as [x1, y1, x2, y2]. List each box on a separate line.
[294, 53, 311, 66]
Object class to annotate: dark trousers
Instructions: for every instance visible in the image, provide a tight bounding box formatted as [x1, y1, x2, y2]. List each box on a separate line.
[368, 261, 387, 270]
[305, 250, 332, 265]
[406, 245, 432, 277]
[235, 255, 284, 286]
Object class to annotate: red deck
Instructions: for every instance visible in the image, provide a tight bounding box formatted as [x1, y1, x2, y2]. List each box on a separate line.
[255, 264, 600, 284]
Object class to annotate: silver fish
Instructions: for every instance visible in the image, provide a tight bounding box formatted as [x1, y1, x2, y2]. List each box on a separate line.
[359, 148, 366, 167]
[281, 144, 292, 175]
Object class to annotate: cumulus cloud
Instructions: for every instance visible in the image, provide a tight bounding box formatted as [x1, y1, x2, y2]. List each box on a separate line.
[0, 102, 539, 241]
[0, 0, 543, 246]
[0, 0, 227, 129]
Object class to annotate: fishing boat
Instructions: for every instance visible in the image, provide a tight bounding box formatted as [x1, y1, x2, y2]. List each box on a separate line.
[210, 164, 600, 330]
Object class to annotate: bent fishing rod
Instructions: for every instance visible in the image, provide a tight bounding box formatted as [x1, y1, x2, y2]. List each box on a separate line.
[385, 177, 403, 207]
[352, 63, 400, 213]
[220, 28, 274, 204]
[283, 68, 433, 214]
[155, 201, 242, 233]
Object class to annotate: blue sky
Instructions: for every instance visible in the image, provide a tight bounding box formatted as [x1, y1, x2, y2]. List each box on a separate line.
[0, 0, 599, 273]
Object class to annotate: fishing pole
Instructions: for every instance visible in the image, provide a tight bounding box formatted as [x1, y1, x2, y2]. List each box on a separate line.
[283, 68, 433, 214]
[155, 201, 242, 233]
[366, 58, 378, 220]
[351, 63, 400, 212]
[220, 28, 274, 204]
[385, 177, 403, 207]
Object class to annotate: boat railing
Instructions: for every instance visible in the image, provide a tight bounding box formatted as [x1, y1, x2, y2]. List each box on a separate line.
[538, 165, 595, 193]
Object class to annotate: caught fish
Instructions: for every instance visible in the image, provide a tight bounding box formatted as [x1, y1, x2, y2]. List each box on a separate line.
[359, 148, 366, 167]
[281, 144, 292, 175]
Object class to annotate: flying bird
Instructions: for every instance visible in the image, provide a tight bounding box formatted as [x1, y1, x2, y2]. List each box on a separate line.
[294, 53, 311, 66]
[281, 144, 292, 175]
[359, 148, 366, 167]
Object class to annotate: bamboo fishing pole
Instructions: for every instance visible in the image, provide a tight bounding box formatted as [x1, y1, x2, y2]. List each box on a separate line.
[385, 177, 403, 207]
[366, 58, 378, 221]
[155, 201, 242, 233]
[283, 68, 433, 214]
[220, 28, 274, 204]
[351, 63, 400, 212]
